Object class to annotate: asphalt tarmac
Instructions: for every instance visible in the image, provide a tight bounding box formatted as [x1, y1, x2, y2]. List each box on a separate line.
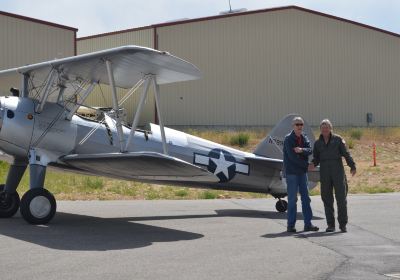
[0, 193, 399, 280]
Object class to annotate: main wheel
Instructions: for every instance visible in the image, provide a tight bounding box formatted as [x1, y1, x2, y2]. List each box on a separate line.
[276, 199, 288, 213]
[20, 188, 56, 225]
[0, 184, 20, 218]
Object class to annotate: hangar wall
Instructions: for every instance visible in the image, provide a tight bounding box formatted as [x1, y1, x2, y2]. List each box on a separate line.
[77, 6, 400, 127]
[0, 11, 76, 95]
[77, 28, 155, 126]
[156, 8, 400, 127]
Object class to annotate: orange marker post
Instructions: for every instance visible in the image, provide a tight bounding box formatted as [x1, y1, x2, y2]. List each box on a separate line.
[372, 143, 377, 167]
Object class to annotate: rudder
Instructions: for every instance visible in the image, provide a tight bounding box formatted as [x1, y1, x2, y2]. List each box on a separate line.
[253, 114, 315, 159]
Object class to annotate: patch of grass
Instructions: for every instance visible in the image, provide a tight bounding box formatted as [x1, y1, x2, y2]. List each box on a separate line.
[145, 187, 161, 200]
[350, 185, 395, 194]
[229, 132, 250, 147]
[174, 188, 189, 197]
[349, 128, 363, 140]
[347, 138, 355, 149]
[199, 190, 217, 199]
[84, 177, 104, 190]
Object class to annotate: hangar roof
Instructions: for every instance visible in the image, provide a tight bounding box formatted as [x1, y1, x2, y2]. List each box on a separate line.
[78, 5, 400, 41]
[0, 10, 78, 32]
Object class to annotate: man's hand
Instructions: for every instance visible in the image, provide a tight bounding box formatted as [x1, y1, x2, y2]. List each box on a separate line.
[294, 147, 303, 153]
[350, 169, 356, 176]
[308, 163, 315, 172]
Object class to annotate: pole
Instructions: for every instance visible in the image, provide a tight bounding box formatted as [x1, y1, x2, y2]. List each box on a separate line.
[373, 143, 377, 167]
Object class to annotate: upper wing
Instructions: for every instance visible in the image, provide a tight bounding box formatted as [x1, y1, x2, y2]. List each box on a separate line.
[0, 45, 201, 88]
[62, 151, 219, 183]
[0, 46, 201, 111]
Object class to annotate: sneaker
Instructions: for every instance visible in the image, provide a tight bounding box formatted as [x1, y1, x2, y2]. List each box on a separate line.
[304, 225, 319, 232]
[340, 225, 347, 232]
[326, 226, 335, 232]
[287, 226, 297, 233]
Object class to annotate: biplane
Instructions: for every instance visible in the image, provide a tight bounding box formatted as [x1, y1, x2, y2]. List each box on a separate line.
[0, 46, 319, 224]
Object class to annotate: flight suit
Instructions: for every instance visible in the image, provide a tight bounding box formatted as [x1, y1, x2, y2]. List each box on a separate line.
[312, 133, 356, 227]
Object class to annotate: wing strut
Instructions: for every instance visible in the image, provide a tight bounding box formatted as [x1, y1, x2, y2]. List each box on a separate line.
[152, 77, 168, 155]
[20, 74, 29, 98]
[36, 69, 57, 113]
[124, 74, 168, 155]
[106, 60, 125, 152]
[124, 75, 151, 151]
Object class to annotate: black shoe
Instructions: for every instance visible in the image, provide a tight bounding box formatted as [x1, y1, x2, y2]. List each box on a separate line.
[326, 226, 335, 232]
[304, 225, 319, 232]
[340, 225, 347, 232]
[287, 226, 297, 233]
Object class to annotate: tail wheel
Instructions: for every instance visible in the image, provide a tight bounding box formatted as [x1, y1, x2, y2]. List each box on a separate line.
[0, 184, 20, 218]
[20, 188, 56, 225]
[276, 199, 288, 213]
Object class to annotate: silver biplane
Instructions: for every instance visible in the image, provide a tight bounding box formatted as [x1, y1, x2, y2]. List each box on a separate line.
[0, 46, 319, 224]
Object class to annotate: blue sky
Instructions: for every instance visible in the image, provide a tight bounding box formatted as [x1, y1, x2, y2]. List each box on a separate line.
[1, 0, 399, 37]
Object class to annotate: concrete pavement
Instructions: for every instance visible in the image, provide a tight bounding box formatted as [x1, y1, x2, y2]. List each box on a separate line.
[0, 193, 399, 280]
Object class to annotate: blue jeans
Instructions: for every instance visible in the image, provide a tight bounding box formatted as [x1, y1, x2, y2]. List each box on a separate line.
[286, 173, 313, 228]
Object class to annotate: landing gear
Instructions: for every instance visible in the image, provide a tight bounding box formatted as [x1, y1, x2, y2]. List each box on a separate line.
[0, 161, 27, 218]
[20, 188, 56, 225]
[0, 184, 20, 218]
[275, 199, 288, 213]
[0, 153, 57, 224]
[17, 156, 57, 225]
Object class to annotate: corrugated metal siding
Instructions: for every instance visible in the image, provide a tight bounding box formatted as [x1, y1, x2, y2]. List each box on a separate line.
[77, 28, 155, 125]
[0, 14, 75, 96]
[77, 29, 154, 54]
[0, 15, 75, 70]
[157, 9, 400, 126]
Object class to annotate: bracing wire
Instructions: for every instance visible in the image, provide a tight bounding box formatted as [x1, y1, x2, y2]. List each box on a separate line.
[78, 78, 145, 146]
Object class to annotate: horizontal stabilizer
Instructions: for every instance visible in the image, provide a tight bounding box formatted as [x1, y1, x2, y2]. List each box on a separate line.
[245, 154, 320, 187]
[244, 155, 283, 171]
[62, 152, 218, 183]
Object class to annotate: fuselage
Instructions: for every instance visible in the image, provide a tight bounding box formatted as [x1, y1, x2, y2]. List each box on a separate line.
[0, 96, 286, 195]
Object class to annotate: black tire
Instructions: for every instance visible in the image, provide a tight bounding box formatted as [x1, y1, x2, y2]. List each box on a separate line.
[276, 200, 288, 213]
[0, 184, 20, 218]
[20, 188, 56, 225]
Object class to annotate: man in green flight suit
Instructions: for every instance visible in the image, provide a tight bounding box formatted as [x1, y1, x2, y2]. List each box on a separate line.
[309, 119, 356, 233]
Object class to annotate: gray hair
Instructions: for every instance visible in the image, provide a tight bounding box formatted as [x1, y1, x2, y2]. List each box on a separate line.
[320, 119, 333, 129]
[292, 116, 304, 125]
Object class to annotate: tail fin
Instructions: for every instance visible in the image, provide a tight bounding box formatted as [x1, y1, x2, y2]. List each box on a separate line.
[253, 114, 315, 159]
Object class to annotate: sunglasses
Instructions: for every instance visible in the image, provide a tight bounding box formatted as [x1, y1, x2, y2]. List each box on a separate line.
[295, 123, 304, 127]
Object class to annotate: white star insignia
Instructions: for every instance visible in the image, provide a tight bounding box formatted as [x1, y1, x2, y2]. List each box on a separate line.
[210, 151, 235, 178]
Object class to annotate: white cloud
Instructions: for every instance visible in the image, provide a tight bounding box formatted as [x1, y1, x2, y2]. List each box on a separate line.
[1, 0, 399, 37]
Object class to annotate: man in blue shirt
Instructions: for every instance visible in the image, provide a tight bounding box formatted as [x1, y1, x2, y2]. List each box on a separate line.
[283, 117, 319, 233]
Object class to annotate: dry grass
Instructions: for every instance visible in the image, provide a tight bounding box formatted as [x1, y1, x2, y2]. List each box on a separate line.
[0, 127, 399, 200]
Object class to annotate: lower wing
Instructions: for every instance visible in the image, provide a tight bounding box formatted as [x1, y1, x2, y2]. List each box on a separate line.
[62, 152, 219, 183]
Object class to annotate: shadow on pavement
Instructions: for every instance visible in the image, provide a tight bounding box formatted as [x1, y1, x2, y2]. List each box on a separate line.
[0, 212, 203, 251]
[0, 209, 323, 251]
[262, 230, 342, 239]
[126, 209, 323, 222]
